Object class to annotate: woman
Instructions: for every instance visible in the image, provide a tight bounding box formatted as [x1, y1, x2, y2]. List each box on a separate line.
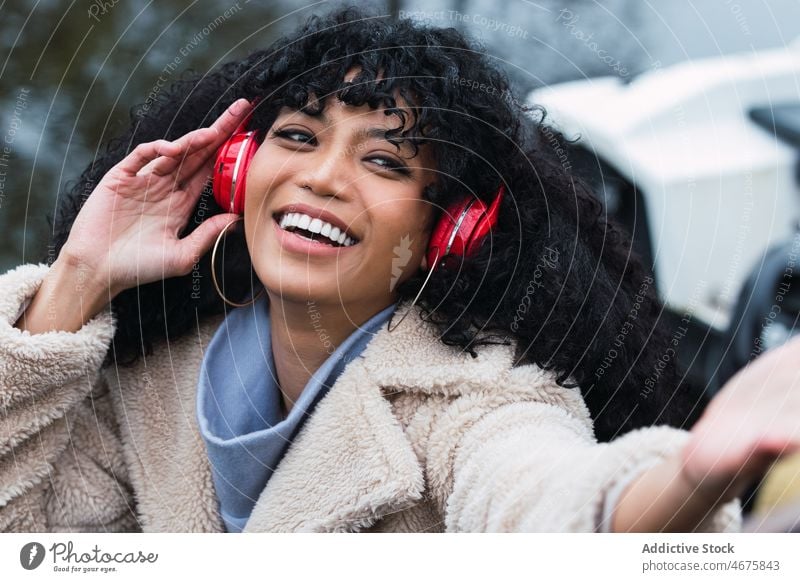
[1, 7, 797, 533]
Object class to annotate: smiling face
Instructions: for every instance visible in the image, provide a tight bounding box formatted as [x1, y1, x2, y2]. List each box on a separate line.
[242, 96, 437, 316]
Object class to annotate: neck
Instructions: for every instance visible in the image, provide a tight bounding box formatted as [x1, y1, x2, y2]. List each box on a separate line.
[268, 293, 394, 416]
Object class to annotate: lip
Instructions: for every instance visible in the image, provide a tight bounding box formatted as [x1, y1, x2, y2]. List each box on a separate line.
[273, 216, 359, 257]
[272, 202, 359, 242]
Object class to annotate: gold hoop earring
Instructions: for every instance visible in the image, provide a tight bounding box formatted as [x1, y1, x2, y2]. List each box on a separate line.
[387, 247, 440, 333]
[211, 216, 266, 308]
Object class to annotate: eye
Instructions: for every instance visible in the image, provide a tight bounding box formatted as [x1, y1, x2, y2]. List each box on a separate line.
[366, 155, 412, 176]
[271, 128, 315, 145]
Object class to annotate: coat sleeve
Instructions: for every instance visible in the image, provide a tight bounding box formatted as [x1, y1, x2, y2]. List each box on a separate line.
[425, 364, 742, 532]
[0, 263, 137, 532]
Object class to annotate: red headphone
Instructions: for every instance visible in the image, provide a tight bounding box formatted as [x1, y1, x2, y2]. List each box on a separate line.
[211, 102, 505, 271]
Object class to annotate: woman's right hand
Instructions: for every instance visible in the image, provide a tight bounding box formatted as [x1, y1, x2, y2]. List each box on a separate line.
[681, 335, 800, 505]
[59, 98, 254, 298]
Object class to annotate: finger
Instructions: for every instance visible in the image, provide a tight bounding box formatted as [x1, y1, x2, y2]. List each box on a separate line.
[136, 127, 221, 179]
[176, 99, 253, 164]
[755, 437, 800, 460]
[172, 139, 225, 185]
[211, 98, 254, 139]
[138, 156, 181, 177]
[180, 159, 214, 200]
[169, 125, 220, 156]
[151, 128, 221, 173]
[172, 99, 256, 181]
[158, 99, 252, 183]
[137, 100, 255, 195]
[116, 140, 182, 176]
[153, 150, 216, 217]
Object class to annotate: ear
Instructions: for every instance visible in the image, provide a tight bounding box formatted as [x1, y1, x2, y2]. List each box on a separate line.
[420, 254, 428, 271]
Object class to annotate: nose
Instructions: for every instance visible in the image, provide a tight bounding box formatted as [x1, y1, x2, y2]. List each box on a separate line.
[294, 139, 354, 199]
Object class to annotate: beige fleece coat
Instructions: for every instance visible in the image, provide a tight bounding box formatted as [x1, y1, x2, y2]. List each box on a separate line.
[0, 264, 741, 532]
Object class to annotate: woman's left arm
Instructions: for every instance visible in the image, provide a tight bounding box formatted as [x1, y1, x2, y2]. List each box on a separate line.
[427, 366, 741, 532]
[613, 335, 800, 531]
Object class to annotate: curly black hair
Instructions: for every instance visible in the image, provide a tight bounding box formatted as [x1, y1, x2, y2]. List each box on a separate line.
[49, 5, 699, 442]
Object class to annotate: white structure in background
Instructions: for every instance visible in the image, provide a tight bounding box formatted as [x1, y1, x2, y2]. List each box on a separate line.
[529, 43, 800, 330]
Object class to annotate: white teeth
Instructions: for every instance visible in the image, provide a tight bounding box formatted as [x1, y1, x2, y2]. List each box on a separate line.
[278, 212, 358, 247]
[308, 218, 323, 234]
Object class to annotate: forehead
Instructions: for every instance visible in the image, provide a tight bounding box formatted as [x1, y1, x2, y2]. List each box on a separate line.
[275, 100, 406, 131]
[275, 66, 416, 130]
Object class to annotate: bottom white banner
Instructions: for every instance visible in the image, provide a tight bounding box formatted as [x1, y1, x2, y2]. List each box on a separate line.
[1, 533, 797, 581]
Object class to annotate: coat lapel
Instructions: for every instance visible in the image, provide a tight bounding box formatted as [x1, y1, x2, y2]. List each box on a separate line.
[243, 303, 518, 532]
[243, 358, 425, 532]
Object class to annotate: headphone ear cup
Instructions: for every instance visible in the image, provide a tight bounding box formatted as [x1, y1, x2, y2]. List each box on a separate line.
[212, 131, 260, 214]
[464, 184, 505, 256]
[425, 184, 505, 271]
[427, 196, 470, 271]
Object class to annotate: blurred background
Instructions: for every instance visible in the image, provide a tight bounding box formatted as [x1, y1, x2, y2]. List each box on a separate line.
[1, 0, 800, 398]
[1, 0, 798, 269]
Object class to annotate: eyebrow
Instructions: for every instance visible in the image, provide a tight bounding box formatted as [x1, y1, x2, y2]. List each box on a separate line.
[359, 127, 405, 141]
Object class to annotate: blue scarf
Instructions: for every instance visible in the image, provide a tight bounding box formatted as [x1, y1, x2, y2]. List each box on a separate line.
[196, 294, 397, 532]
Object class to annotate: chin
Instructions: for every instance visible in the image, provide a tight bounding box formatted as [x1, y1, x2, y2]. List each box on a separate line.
[258, 271, 342, 305]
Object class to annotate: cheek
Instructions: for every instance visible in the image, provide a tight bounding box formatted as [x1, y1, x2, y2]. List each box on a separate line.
[369, 202, 432, 263]
[243, 144, 291, 216]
